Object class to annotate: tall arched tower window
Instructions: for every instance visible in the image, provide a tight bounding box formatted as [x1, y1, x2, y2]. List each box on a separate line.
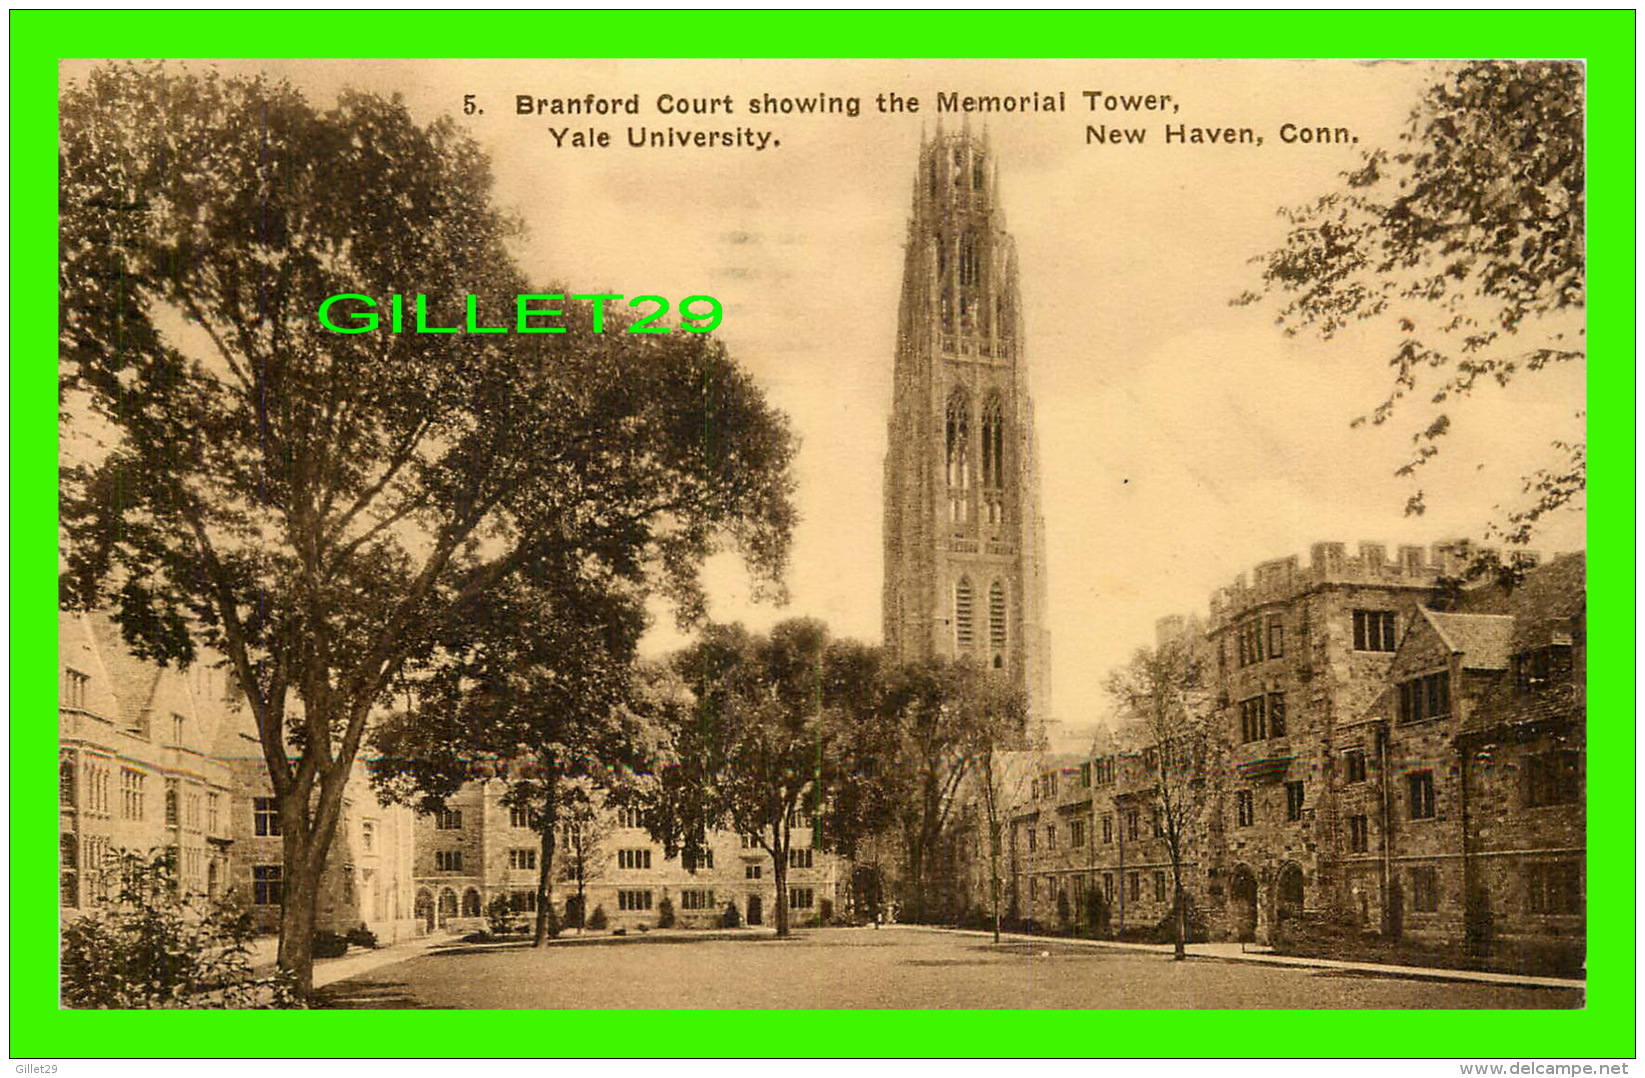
[946, 389, 970, 522]
[982, 394, 1006, 524]
[955, 577, 975, 650]
[989, 580, 1008, 653]
[959, 235, 979, 288]
[982, 394, 1005, 488]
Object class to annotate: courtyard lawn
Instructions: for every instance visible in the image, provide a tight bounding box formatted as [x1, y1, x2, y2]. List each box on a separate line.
[314, 926, 1583, 1010]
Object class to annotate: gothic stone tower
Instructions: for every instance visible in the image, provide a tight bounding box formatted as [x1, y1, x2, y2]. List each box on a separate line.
[882, 127, 1051, 723]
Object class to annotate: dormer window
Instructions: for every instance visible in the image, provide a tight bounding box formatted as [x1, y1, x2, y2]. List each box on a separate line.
[1515, 645, 1571, 695]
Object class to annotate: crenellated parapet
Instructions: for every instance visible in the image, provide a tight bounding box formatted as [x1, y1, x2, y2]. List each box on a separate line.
[1206, 539, 1518, 630]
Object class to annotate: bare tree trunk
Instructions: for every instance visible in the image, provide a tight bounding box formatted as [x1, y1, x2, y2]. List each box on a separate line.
[273, 763, 354, 999]
[1172, 867, 1187, 961]
[771, 813, 796, 938]
[992, 870, 1002, 944]
[575, 852, 587, 929]
[772, 849, 790, 938]
[988, 816, 1002, 943]
[533, 765, 560, 948]
[276, 826, 326, 997]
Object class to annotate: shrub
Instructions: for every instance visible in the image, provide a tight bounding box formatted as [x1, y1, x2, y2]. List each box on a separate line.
[721, 900, 742, 928]
[543, 903, 563, 939]
[819, 898, 834, 925]
[486, 894, 520, 936]
[1083, 888, 1112, 939]
[345, 924, 379, 950]
[656, 895, 676, 929]
[1139, 892, 1209, 945]
[587, 904, 608, 931]
[312, 930, 349, 959]
[61, 850, 301, 1009]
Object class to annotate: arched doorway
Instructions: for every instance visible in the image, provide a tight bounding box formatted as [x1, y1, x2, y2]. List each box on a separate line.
[746, 894, 763, 926]
[1276, 863, 1305, 925]
[462, 888, 482, 918]
[438, 888, 458, 925]
[415, 888, 435, 932]
[1230, 867, 1259, 943]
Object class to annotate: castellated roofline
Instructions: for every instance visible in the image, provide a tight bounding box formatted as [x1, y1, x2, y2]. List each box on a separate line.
[1206, 538, 1542, 626]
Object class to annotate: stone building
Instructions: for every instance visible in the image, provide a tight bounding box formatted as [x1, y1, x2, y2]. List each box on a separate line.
[1000, 543, 1585, 972]
[1007, 753, 1093, 928]
[59, 611, 236, 912]
[1007, 618, 1215, 939]
[215, 722, 419, 943]
[59, 611, 420, 945]
[1360, 551, 1585, 970]
[412, 780, 847, 934]
[1009, 745, 1212, 938]
[881, 125, 1051, 724]
[1205, 541, 1585, 966]
[1204, 541, 1445, 943]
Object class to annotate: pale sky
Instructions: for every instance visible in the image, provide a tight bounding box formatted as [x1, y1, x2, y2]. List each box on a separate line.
[62, 58, 1586, 738]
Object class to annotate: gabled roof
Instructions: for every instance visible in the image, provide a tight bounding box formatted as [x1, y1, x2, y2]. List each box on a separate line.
[62, 609, 246, 760]
[1421, 608, 1516, 671]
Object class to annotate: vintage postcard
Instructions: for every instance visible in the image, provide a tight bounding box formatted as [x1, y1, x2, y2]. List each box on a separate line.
[54, 51, 1592, 1025]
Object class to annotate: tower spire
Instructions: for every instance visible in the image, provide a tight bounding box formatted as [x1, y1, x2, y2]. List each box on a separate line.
[882, 135, 1052, 724]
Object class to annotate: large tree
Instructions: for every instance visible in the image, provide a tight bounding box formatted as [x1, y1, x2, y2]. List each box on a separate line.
[1105, 636, 1208, 960]
[368, 560, 647, 947]
[878, 657, 1028, 923]
[59, 65, 795, 993]
[1239, 61, 1584, 540]
[969, 690, 1035, 943]
[556, 780, 614, 930]
[644, 620, 858, 938]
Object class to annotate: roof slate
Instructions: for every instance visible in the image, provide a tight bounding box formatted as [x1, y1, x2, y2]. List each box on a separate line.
[1422, 609, 1517, 670]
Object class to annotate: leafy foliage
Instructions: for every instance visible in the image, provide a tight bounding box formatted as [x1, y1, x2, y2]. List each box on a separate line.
[369, 561, 653, 947]
[59, 63, 795, 988]
[486, 894, 522, 936]
[1238, 61, 1584, 539]
[1105, 633, 1209, 959]
[872, 656, 1030, 922]
[61, 851, 300, 1009]
[641, 620, 845, 937]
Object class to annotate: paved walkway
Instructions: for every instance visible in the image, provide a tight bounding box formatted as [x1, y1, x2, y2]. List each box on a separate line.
[247, 930, 449, 989]
[316, 925, 1580, 1009]
[913, 925, 1585, 991]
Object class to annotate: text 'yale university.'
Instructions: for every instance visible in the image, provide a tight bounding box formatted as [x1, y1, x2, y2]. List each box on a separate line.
[60, 130, 1583, 975]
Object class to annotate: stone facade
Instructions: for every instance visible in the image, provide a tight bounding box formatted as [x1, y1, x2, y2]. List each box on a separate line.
[1205, 540, 1444, 943]
[413, 780, 848, 934]
[1002, 543, 1586, 971]
[58, 612, 236, 913]
[881, 125, 1051, 724]
[216, 738, 420, 944]
[60, 611, 421, 944]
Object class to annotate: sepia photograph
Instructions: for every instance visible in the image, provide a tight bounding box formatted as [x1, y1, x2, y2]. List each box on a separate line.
[30, 12, 1629, 1061]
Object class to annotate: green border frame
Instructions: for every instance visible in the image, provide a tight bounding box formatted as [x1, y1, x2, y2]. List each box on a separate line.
[12, 9, 1634, 1059]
